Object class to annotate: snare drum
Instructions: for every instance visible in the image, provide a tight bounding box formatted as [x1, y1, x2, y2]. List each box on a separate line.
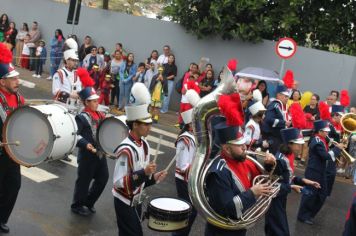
[3, 104, 78, 167]
[147, 197, 192, 232]
[97, 115, 128, 157]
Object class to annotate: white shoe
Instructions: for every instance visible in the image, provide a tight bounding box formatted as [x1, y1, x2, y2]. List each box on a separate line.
[32, 74, 37, 77]
[36, 75, 41, 78]
[46, 76, 52, 80]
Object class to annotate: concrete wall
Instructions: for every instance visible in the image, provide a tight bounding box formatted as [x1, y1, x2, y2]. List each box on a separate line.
[2, 0, 356, 109]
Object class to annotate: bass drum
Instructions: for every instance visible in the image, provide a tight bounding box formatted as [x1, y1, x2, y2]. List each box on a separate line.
[97, 115, 128, 157]
[147, 197, 192, 232]
[3, 104, 78, 167]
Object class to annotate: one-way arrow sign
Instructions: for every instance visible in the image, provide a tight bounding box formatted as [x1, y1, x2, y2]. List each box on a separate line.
[276, 38, 297, 59]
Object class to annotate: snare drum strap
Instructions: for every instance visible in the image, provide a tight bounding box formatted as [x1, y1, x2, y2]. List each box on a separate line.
[0, 92, 23, 122]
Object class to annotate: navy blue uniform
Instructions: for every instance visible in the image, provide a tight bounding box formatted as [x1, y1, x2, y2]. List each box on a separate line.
[297, 135, 341, 222]
[265, 152, 304, 236]
[343, 193, 356, 236]
[71, 111, 109, 210]
[204, 156, 257, 236]
[325, 123, 340, 196]
[262, 100, 288, 154]
[0, 91, 24, 226]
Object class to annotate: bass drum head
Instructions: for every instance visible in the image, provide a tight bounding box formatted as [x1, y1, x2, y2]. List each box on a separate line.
[97, 115, 128, 156]
[3, 106, 54, 167]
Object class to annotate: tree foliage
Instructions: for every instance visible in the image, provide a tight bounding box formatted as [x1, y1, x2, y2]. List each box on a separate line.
[164, 0, 356, 56]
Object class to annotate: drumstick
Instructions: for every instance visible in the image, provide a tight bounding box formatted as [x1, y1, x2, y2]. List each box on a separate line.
[164, 147, 184, 172]
[0, 141, 21, 146]
[150, 134, 163, 180]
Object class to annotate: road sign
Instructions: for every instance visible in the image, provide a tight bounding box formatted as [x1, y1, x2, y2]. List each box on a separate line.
[275, 37, 297, 59]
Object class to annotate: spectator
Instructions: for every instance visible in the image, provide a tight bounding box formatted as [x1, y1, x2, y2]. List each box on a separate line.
[287, 89, 302, 108]
[33, 39, 47, 78]
[20, 34, 32, 69]
[330, 90, 340, 105]
[214, 68, 224, 88]
[199, 69, 215, 97]
[28, 21, 41, 71]
[111, 42, 126, 60]
[15, 23, 29, 66]
[48, 29, 64, 80]
[326, 95, 334, 106]
[150, 66, 166, 123]
[145, 49, 158, 68]
[4, 22, 17, 51]
[161, 54, 177, 113]
[304, 93, 320, 125]
[98, 46, 105, 61]
[133, 62, 146, 83]
[197, 60, 212, 83]
[110, 50, 124, 105]
[118, 53, 137, 111]
[98, 74, 113, 106]
[144, 59, 158, 89]
[157, 45, 171, 65]
[89, 64, 101, 90]
[78, 35, 92, 66]
[0, 14, 9, 42]
[255, 80, 270, 107]
[83, 46, 104, 71]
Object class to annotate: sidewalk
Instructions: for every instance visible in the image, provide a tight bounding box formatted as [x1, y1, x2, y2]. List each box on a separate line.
[16, 66, 180, 134]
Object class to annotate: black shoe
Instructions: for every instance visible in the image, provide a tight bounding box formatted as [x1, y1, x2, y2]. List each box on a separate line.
[0, 223, 9, 233]
[87, 206, 96, 213]
[71, 206, 91, 216]
[298, 218, 314, 225]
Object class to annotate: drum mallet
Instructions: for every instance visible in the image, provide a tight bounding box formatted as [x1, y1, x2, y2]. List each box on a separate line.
[0, 141, 21, 146]
[150, 134, 163, 180]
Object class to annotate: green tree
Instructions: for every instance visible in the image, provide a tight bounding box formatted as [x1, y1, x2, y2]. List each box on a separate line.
[164, 0, 356, 56]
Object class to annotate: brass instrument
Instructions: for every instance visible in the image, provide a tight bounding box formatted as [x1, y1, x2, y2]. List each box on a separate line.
[188, 66, 280, 230]
[336, 113, 356, 163]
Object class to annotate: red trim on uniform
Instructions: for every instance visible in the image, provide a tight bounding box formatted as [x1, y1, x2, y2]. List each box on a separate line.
[57, 70, 64, 84]
[115, 148, 134, 169]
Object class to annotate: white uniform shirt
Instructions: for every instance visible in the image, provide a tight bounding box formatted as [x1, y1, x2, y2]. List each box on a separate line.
[175, 131, 196, 181]
[112, 136, 150, 205]
[244, 119, 261, 148]
[52, 67, 82, 97]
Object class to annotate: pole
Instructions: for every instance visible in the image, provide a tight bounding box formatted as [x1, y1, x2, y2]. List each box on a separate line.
[71, 0, 79, 35]
[279, 59, 285, 79]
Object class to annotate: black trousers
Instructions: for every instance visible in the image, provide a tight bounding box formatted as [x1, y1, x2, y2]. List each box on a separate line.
[297, 185, 327, 221]
[114, 197, 143, 236]
[265, 194, 290, 236]
[29, 48, 36, 71]
[71, 156, 109, 208]
[172, 178, 197, 236]
[205, 223, 247, 236]
[0, 155, 21, 224]
[326, 160, 336, 196]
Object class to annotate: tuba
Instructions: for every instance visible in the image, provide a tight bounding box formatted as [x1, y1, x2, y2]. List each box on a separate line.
[337, 113, 356, 163]
[188, 66, 280, 230]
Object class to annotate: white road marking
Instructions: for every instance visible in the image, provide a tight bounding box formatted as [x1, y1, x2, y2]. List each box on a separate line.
[19, 79, 36, 88]
[21, 166, 58, 183]
[147, 135, 175, 149]
[150, 127, 178, 139]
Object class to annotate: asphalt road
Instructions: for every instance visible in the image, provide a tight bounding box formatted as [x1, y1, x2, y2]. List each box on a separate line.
[2, 81, 355, 236]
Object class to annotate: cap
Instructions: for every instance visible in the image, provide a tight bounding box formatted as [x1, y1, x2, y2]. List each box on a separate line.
[248, 101, 266, 116]
[331, 104, 344, 115]
[126, 104, 152, 123]
[214, 122, 245, 145]
[314, 120, 330, 132]
[78, 87, 99, 101]
[0, 63, 19, 78]
[280, 128, 305, 144]
[64, 49, 79, 60]
[276, 84, 290, 96]
[181, 109, 193, 124]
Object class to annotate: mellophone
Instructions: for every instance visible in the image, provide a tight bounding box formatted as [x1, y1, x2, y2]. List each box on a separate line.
[3, 101, 192, 232]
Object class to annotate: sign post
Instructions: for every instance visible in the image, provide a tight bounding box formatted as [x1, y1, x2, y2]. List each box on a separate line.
[275, 37, 297, 78]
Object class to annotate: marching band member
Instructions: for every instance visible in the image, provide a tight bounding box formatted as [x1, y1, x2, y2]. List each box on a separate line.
[244, 101, 268, 151]
[173, 89, 200, 236]
[205, 93, 276, 236]
[343, 192, 356, 236]
[297, 120, 344, 225]
[52, 38, 82, 106]
[0, 43, 25, 234]
[262, 84, 292, 154]
[265, 128, 320, 236]
[71, 87, 108, 216]
[112, 83, 167, 236]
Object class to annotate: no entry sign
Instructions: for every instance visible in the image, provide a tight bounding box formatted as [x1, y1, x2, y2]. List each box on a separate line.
[275, 38, 297, 59]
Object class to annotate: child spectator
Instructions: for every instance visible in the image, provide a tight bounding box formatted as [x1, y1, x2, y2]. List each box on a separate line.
[133, 62, 146, 83]
[98, 74, 113, 106]
[149, 66, 166, 123]
[32, 39, 47, 78]
[89, 64, 101, 90]
[144, 60, 157, 89]
[20, 34, 32, 69]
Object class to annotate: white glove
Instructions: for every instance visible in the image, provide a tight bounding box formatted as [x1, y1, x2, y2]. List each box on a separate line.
[262, 140, 269, 148]
[70, 92, 79, 99]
